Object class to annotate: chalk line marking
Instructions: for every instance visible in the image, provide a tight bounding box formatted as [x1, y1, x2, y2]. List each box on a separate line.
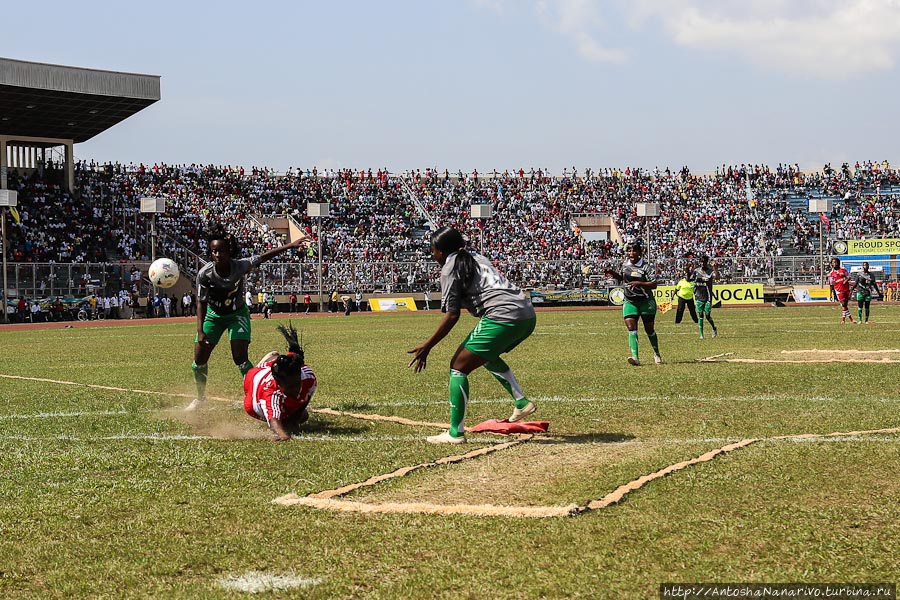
[781, 348, 900, 355]
[581, 439, 759, 510]
[274, 426, 900, 518]
[309, 434, 531, 499]
[697, 353, 734, 362]
[0, 409, 137, 420]
[0, 373, 443, 428]
[311, 407, 446, 429]
[0, 433, 503, 444]
[342, 395, 600, 408]
[0, 434, 211, 442]
[723, 358, 900, 364]
[273, 497, 579, 518]
[697, 352, 900, 364]
[0, 373, 223, 400]
[217, 571, 323, 593]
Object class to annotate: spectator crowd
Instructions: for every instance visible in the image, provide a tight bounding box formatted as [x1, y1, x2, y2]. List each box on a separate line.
[4, 159, 900, 294]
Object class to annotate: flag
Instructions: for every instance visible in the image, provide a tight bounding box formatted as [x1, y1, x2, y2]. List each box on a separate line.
[819, 213, 830, 226]
[9, 207, 20, 224]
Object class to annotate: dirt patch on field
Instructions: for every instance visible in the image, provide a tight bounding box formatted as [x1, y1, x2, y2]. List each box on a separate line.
[160, 405, 270, 440]
[351, 437, 671, 507]
[705, 348, 900, 364]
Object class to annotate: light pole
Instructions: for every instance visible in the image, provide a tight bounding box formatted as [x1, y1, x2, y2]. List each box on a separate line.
[307, 202, 330, 311]
[809, 198, 833, 285]
[470, 203, 492, 253]
[0, 189, 18, 324]
[139, 197, 166, 262]
[635, 202, 660, 260]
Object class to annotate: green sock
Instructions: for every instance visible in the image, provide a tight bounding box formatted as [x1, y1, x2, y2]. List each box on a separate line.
[648, 332, 660, 356]
[699, 318, 705, 336]
[236, 360, 253, 377]
[191, 362, 208, 400]
[628, 331, 639, 359]
[448, 369, 469, 437]
[857, 307, 863, 322]
[486, 358, 529, 410]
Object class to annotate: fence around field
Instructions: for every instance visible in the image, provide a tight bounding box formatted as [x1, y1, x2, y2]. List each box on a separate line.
[4, 256, 899, 301]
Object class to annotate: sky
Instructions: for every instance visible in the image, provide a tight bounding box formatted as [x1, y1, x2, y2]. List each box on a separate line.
[5, 0, 900, 173]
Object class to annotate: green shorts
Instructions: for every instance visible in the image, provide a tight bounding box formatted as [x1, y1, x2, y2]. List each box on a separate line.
[462, 317, 536, 363]
[622, 297, 657, 319]
[695, 300, 712, 315]
[856, 293, 871, 302]
[196, 306, 252, 346]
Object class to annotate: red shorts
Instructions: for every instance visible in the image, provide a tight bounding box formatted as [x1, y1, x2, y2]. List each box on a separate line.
[836, 290, 850, 303]
[243, 394, 259, 420]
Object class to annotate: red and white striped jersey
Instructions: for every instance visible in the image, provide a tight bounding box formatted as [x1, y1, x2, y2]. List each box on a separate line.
[243, 363, 316, 423]
[828, 268, 851, 294]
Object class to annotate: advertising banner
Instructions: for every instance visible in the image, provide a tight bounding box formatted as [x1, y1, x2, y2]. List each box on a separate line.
[792, 287, 832, 302]
[529, 288, 610, 304]
[843, 239, 900, 255]
[369, 297, 418, 312]
[653, 284, 763, 305]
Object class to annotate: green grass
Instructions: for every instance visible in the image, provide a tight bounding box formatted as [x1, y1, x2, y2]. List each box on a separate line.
[0, 306, 898, 599]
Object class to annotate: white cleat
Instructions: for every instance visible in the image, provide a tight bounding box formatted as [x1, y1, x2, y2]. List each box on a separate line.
[712, 329, 718, 338]
[257, 350, 279, 366]
[508, 401, 536, 423]
[426, 430, 467, 444]
[627, 357, 641, 366]
[654, 354, 663, 364]
[185, 398, 205, 412]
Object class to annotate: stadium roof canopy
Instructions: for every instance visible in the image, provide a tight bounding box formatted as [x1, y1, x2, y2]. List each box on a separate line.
[0, 57, 160, 143]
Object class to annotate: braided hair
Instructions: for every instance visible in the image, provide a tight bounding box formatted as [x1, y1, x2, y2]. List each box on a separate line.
[205, 220, 241, 256]
[431, 226, 478, 291]
[271, 322, 305, 386]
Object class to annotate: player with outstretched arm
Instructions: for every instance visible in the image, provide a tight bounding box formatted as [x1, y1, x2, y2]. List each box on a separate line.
[187, 221, 310, 411]
[407, 227, 537, 444]
[605, 240, 662, 365]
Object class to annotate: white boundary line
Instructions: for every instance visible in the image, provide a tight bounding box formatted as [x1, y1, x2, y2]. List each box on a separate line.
[2, 433, 896, 445]
[0, 410, 137, 420]
[217, 572, 323, 593]
[0, 433, 504, 443]
[782, 348, 900, 354]
[0, 373, 217, 400]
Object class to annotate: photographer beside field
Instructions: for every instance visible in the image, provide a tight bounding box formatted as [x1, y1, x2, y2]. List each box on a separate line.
[408, 226, 537, 444]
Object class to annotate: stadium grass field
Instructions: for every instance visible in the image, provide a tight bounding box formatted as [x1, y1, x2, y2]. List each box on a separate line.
[1, 306, 898, 599]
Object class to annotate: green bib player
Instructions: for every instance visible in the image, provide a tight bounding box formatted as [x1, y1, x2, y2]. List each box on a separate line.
[852, 262, 881, 324]
[187, 221, 310, 411]
[605, 240, 662, 366]
[408, 226, 537, 444]
[690, 255, 719, 339]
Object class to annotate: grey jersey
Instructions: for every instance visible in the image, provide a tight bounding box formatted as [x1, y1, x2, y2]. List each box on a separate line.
[196, 256, 262, 315]
[690, 265, 715, 303]
[855, 271, 876, 295]
[620, 258, 656, 301]
[441, 251, 535, 322]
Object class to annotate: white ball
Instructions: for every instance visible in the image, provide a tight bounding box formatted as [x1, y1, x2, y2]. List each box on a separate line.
[148, 258, 180, 289]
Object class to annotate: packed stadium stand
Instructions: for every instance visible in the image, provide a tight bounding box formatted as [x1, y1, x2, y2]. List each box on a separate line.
[4, 159, 900, 303]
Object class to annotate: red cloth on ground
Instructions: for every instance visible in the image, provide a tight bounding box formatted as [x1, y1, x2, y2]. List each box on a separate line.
[469, 420, 550, 434]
